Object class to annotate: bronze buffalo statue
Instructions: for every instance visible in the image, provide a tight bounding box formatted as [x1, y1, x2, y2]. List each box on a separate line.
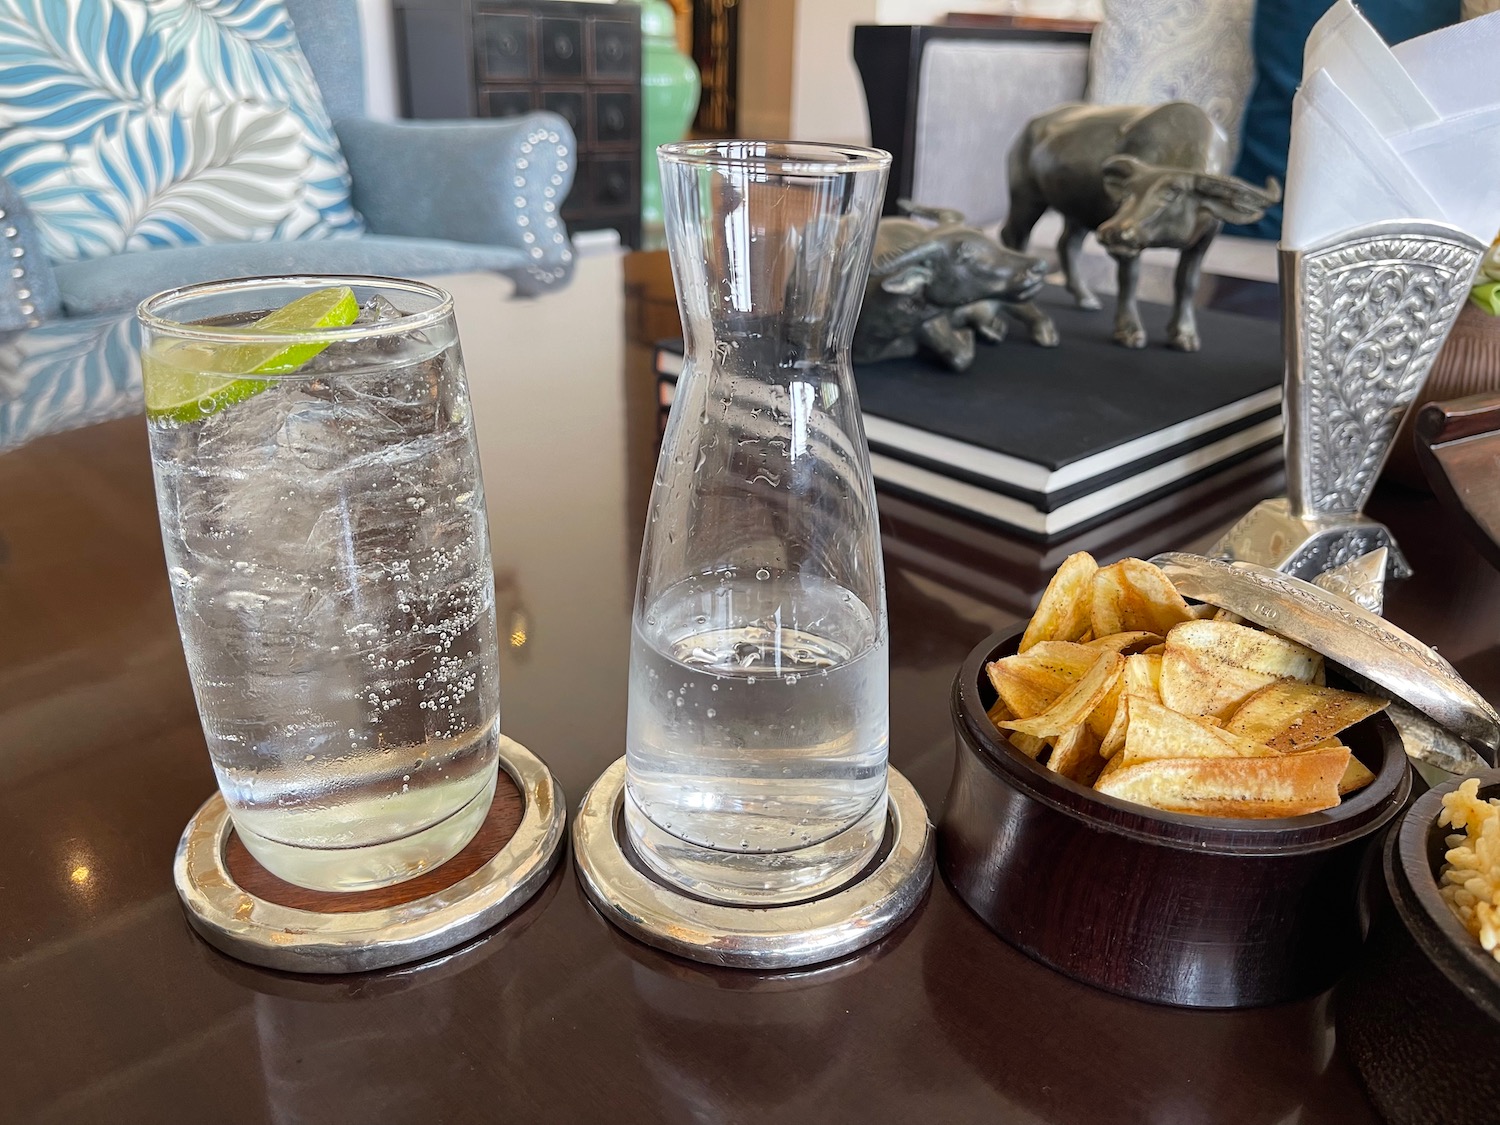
[1001, 102, 1280, 351]
[854, 201, 1050, 372]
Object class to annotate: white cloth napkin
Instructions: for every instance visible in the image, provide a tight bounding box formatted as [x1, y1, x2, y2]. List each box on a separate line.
[1283, 2, 1500, 249]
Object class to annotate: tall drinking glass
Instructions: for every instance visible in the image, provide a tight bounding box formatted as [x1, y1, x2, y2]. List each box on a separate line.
[625, 141, 892, 904]
[140, 276, 500, 892]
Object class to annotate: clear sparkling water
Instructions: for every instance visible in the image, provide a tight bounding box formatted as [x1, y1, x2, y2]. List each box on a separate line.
[147, 304, 500, 890]
[624, 570, 889, 901]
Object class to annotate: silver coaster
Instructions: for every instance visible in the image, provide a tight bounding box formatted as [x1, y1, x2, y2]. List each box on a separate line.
[573, 759, 934, 969]
[173, 736, 566, 974]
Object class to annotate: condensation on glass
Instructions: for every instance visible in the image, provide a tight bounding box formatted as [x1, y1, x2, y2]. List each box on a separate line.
[140, 277, 501, 892]
[625, 141, 894, 904]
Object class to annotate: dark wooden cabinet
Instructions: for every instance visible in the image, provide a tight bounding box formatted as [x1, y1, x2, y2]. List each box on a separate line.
[395, 0, 643, 248]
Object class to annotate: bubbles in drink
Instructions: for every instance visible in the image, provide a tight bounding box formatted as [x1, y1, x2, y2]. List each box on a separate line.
[146, 296, 500, 891]
[624, 570, 888, 900]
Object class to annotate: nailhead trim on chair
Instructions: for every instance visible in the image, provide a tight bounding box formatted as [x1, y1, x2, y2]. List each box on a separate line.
[0, 205, 40, 326]
[513, 127, 575, 288]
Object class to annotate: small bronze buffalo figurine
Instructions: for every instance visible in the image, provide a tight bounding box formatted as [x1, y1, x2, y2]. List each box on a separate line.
[1002, 102, 1281, 351]
[854, 201, 1050, 372]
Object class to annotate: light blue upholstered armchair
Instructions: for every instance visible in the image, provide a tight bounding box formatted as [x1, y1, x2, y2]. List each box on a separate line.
[0, 0, 577, 328]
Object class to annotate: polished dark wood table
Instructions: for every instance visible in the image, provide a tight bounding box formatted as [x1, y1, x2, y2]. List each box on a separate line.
[4, 260, 1497, 1124]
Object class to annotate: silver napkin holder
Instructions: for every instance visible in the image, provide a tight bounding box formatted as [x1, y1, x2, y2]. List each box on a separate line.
[1213, 220, 1486, 580]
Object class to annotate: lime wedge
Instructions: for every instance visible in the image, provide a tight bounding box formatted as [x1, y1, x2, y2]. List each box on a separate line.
[144, 286, 362, 422]
[1472, 280, 1500, 317]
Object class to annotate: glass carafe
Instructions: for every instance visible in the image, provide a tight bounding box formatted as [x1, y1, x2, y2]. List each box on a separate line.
[625, 141, 892, 904]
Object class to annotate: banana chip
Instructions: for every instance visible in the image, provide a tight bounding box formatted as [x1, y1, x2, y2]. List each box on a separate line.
[1020, 552, 1098, 652]
[1225, 681, 1388, 753]
[1097, 747, 1127, 783]
[1047, 724, 1105, 785]
[987, 696, 1047, 760]
[1099, 696, 1131, 760]
[1090, 558, 1198, 637]
[1085, 631, 1163, 655]
[1122, 699, 1277, 765]
[1026, 641, 1104, 677]
[985, 641, 1097, 719]
[1011, 731, 1050, 760]
[1095, 747, 1348, 818]
[1087, 666, 1126, 739]
[1124, 652, 1162, 703]
[998, 652, 1124, 739]
[1159, 620, 1322, 721]
[1336, 751, 1377, 795]
[991, 555, 1389, 820]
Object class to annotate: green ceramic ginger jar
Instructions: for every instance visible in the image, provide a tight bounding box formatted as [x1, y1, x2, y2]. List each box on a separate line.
[636, 0, 701, 231]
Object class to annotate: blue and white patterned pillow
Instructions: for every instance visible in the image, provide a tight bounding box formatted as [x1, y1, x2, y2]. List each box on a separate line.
[1088, 0, 1257, 161]
[0, 0, 364, 263]
[0, 309, 140, 450]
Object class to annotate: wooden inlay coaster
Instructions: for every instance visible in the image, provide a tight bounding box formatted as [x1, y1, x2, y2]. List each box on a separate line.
[174, 736, 565, 974]
[223, 771, 524, 913]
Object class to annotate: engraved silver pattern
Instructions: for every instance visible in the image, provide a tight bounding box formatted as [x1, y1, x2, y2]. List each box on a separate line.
[1312, 547, 1387, 615]
[1284, 526, 1409, 579]
[1286, 222, 1484, 517]
[1209, 496, 1412, 580]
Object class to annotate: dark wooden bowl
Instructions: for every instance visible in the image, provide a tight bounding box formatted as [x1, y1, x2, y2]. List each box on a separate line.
[1338, 770, 1500, 1123]
[939, 625, 1411, 1009]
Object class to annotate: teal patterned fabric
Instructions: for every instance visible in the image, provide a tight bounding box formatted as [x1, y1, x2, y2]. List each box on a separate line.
[0, 0, 364, 263]
[0, 309, 140, 450]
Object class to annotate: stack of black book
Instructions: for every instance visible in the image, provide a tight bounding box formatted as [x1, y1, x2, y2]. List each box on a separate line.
[654, 290, 1283, 540]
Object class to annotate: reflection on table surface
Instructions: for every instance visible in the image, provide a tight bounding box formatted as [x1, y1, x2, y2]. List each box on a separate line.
[4, 253, 1497, 1123]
